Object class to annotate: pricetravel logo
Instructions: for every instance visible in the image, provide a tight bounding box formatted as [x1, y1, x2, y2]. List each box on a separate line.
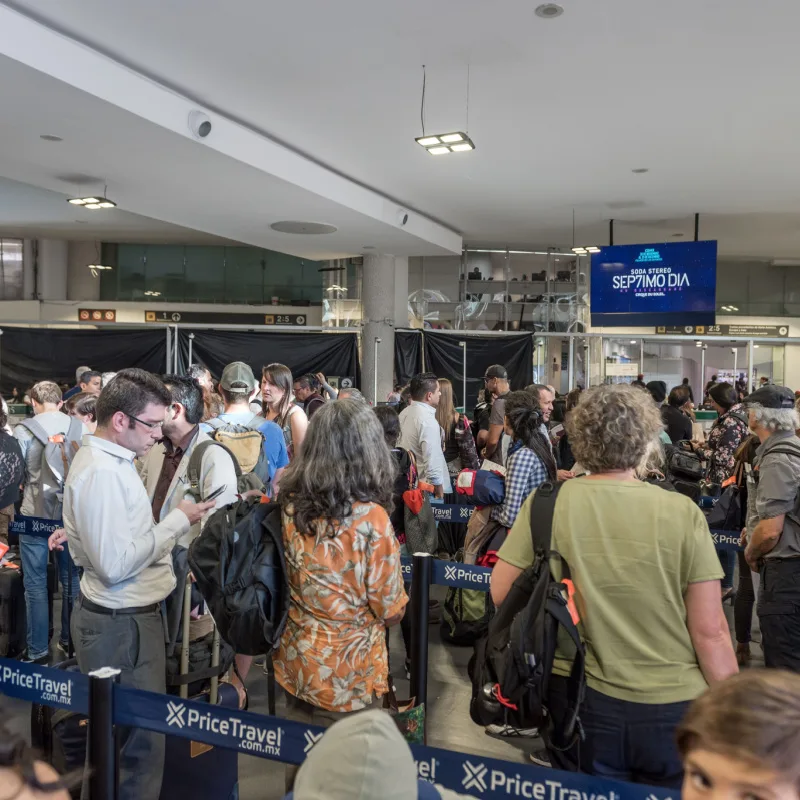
[164, 701, 283, 756]
[1, 663, 74, 706]
[457, 759, 639, 800]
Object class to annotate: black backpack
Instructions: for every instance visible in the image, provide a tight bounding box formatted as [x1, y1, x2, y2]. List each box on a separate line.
[469, 482, 585, 744]
[187, 498, 289, 656]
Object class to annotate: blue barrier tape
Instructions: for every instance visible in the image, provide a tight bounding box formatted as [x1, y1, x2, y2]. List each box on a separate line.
[112, 682, 674, 800]
[9, 515, 62, 539]
[432, 503, 475, 523]
[708, 530, 743, 551]
[401, 556, 492, 591]
[0, 658, 89, 713]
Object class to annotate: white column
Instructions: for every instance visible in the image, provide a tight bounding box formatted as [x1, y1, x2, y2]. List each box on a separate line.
[362, 254, 399, 404]
[37, 239, 69, 301]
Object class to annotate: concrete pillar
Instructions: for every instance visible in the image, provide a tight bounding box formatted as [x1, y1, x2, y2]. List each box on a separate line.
[394, 257, 409, 329]
[67, 241, 101, 301]
[37, 239, 68, 301]
[362, 254, 399, 404]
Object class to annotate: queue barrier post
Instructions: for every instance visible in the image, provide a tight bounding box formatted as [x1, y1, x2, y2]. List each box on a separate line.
[88, 667, 120, 800]
[409, 552, 432, 738]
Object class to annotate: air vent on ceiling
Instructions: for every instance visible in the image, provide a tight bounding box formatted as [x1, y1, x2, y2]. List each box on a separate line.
[270, 221, 337, 235]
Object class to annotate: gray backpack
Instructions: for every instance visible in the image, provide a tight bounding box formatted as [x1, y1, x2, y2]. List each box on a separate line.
[19, 417, 84, 520]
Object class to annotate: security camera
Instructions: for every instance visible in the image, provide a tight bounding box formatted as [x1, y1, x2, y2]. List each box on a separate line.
[188, 110, 212, 140]
[396, 209, 410, 227]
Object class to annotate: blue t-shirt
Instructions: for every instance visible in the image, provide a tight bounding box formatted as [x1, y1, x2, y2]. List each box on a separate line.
[200, 412, 289, 481]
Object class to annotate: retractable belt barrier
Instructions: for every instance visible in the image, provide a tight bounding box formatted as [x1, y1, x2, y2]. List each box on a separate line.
[9, 515, 62, 539]
[0, 657, 677, 800]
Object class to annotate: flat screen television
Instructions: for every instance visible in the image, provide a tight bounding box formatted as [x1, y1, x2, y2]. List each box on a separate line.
[590, 240, 717, 327]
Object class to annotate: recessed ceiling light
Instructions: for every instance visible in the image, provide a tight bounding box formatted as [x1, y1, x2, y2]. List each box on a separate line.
[631, 168, 649, 174]
[535, 3, 564, 19]
[270, 221, 338, 235]
[630, 340, 637, 344]
[40, 134, 63, 142]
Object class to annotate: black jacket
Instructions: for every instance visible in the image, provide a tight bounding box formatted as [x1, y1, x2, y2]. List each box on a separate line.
[0, 431, 24, 509]
[661, 405, 693, 444]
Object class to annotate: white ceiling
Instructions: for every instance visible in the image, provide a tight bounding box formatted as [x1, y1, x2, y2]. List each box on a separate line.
[3, 0, 800, 257]
[0, 176, 237, 244]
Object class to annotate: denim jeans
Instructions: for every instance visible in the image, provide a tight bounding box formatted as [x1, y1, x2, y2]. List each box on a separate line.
[19, 535, 80, 659]
[717, 548, 736, 590]
[546, 675, 690, 789]
[57, 545, 80, 648]
[19, 534, 50, 660]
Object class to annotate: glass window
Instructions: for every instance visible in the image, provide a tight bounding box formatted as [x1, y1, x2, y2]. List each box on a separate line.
[184, 246, 225, 303]
[0, 238, 23, 300]
[225, 247, 265, 304]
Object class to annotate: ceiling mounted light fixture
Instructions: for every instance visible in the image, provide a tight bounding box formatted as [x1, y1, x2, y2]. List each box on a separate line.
[144, 290, 161, 296]
[415, 65, 476, 155]
[68, 182, 117, 209]
[40, 134, 63, 142]
[572, 246, 600, 255]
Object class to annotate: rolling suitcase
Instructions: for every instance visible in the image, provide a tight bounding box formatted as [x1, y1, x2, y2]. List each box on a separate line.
[159, 575, 239, 800]
[31, 658, 87, 800]
[0, 561, 26, 657]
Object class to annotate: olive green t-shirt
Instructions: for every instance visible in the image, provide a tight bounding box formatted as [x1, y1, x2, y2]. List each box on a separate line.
[497, 477, 723, 705]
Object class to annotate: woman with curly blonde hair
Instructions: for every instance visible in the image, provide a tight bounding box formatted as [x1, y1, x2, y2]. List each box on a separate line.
[490, 383, 737, 785]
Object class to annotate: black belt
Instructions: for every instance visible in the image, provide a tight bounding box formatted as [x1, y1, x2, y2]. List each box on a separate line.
[78, 594, 160, 616]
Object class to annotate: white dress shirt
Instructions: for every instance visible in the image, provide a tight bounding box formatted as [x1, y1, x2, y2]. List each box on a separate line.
[398, 402, 452, 493]
[63, 435, 191, 609]
[139, 428, 238, 548]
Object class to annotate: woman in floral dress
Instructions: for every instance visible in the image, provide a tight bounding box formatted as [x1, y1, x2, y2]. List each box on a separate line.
[275, 397, 408, 787]
[692, 382, 749, 600]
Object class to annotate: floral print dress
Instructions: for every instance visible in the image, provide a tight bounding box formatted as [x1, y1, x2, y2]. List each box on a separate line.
[697, 403, 749, 485]
[274, 501, 408, 712]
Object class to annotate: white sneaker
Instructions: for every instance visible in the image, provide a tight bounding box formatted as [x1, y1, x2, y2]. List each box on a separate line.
[485, 724, 539, 738]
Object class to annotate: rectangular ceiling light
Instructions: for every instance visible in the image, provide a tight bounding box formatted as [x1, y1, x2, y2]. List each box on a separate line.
[416, 131, 475, 155]
[67, 195, 117, 209]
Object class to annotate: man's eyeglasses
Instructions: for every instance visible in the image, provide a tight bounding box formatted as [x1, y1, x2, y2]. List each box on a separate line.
[124, 412, 163, 430]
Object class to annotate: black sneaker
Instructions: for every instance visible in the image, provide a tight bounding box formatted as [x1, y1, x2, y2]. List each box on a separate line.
[529, 747, 552, 768]
[20, 654, 49, 666]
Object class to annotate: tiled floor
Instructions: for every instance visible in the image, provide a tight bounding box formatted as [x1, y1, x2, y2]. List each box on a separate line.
[4, 586, 760, 800]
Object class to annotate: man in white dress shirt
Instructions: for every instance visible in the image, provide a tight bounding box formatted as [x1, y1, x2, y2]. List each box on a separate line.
[63, 369, 214, 800]
[398, 372, 451, 498]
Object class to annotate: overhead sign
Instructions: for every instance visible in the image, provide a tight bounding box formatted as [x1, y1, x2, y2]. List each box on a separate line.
[591, 241, 717, 327]
[606, 363, 639, 376]
[78, 308, 116, 322]
[144, 310, 307, 326]
[655, 324, 789, 338]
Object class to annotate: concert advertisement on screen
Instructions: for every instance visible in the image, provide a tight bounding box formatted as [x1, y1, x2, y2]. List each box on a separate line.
[590, 240, 717, 327]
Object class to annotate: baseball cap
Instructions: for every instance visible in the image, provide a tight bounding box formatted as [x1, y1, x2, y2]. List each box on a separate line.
[484, 364, 508, 380]
[220, 361, 256, 393]
[744, 384, 796, 410]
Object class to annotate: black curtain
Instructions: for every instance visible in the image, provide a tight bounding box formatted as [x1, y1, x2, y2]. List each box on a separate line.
[179, 330, 360, 386]
[423, 332, 533, 410]
[394, 330, 423, 386]
[0, 328, 168, 395]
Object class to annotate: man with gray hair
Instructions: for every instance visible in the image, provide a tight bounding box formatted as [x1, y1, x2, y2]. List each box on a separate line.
[63, 365, 92, 401]
[743, 384, 800, 671]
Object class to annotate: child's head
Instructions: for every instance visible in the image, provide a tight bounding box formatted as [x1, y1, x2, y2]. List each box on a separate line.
[677, 670, 800, 800]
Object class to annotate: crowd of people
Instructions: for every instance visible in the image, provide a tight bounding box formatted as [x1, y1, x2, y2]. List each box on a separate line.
[2, 359, 800, 800]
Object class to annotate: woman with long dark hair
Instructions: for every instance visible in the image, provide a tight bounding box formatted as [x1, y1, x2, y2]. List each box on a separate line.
[492, 390, 557, 529]
[261, 363, 308, 458]
[274, 399, 407, 775]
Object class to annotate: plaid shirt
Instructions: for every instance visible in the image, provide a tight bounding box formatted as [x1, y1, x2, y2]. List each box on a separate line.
[492, 442, 550, 529]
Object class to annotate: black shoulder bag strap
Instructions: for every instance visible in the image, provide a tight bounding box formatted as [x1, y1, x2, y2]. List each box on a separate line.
[529, 480, 586, 746]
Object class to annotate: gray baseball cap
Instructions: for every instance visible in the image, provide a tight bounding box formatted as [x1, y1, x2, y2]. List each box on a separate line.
[220, 361, 256, 393]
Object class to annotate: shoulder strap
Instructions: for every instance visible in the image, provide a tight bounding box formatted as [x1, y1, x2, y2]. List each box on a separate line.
[66, 416, 84, 447]
[205, 417, 224, 431]
[187, 439, 242, 493]
[528, 481, 564, 555]
[764, 444, 800, 460]
[246, 414, 265, 431]
[19, 418, 49, 446]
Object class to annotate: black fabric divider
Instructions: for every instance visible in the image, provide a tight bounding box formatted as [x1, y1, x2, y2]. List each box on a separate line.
[0, 328, 167, 395]
[423, 331, 533, 409]
[179, 329, 360, 386]
[393, 330, 423, 386]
